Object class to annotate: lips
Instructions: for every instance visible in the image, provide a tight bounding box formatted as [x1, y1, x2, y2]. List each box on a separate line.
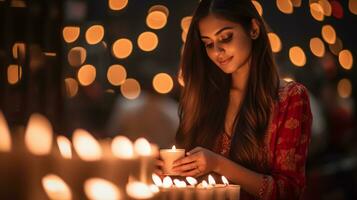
[218, 56, 233, 65]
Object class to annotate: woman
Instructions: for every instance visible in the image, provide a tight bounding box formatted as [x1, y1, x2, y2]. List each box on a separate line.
[158, 0, 312, 199]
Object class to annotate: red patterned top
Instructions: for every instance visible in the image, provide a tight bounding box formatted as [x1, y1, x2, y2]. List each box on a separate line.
[214, 81, 312, 200]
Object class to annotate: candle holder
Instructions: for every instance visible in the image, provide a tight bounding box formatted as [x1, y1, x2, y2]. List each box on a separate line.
[159, 145, 185, 176]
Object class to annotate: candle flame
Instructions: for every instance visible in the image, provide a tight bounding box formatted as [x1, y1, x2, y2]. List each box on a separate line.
[162, 176, 173, 188]
[42, 174, 72, 200]
[149, 184, 160, 193]
[57, 136, 72, 159]
[73, 129, 102, 161]
[0, 111, 11, 152]
[208, 174, 216, 185]
[173, 179, 181, 187]
[111, 136, 134, 159]
[151, 173, 162, 187]
[84, 178, 121, 200]
[186, 177, 198, 186]
[126, 181, 154, 199]
[221, 176, 229, 185]
[201, 180, 208, 188]
[25, 113, 53, 155]
[134, 138, 152, 156]
[173, 180, 187, 188]
[172, 145, 176, 150]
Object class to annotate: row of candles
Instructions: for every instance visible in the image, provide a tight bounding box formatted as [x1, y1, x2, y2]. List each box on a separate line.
[0, 111, 240, 199]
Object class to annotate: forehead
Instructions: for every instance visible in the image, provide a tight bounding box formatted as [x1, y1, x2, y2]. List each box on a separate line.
[198, 14, 239, 36]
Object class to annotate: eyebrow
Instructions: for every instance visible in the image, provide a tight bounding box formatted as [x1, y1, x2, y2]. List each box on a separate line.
[201, 26, 233, 39]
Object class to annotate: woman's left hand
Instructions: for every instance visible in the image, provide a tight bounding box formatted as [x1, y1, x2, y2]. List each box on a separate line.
[171, 146, 220, 177]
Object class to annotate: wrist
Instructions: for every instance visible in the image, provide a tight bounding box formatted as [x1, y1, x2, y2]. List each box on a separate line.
[213, 153, 224, 173]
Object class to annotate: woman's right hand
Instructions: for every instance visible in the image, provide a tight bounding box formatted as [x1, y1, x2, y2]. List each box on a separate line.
[155, 159, 164, 178]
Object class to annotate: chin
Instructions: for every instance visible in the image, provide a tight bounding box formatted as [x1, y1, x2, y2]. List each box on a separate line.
[219, 65, 238, 74]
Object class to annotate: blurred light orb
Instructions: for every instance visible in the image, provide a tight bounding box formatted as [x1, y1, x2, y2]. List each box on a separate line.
[120, 78, 141, 100]
[328, 37, 343, 56]
[85, 25, 105, 45]
[68, 47, 86, 67]
[321, 25, 336, 44]
[7, 64, 22, 84]
[310, 37, 325, 57]
[152, 73, 174, 94]
[12, 42, 25, 59]
[109, 0, 128, 11]
[268, 32, 282, 53]
[146, 11, 167, 30]
[252, 0, 263, 16]
[63, 26, 80, 43]
[289, 46, 306, 67]
[310, 3, 324, 21]
[78, 64, 96, 86]
[339, 49, 353, 70]
[319, 0, 332, 16]
[137, 32, 158, 52]
[350, 0, 357, 15]
[107, 64, 127, 86]
[181, 16, 192, 32]
[276, 0, 294, 14]
[112, 38, 133, 59]
[291, 0, 302, 7]
[65, 78, 79, 98]
[148, 5, 169, 17]
[337, 78, 352, 98]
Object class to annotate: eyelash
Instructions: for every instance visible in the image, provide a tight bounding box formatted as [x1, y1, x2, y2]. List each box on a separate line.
[204, 34, 233, 48]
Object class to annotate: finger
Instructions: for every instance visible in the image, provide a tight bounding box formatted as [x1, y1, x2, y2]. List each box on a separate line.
[172, 162, 197, 172]
[173, 154, 199, 167]
[156, 159, 164, 167]
[154, 169, 163, 176]
[187, 147, 202, 155]
[181, 168, 201, 177]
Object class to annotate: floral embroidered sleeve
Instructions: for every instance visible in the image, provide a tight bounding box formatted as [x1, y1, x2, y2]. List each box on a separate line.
[260, 84, 313, 200]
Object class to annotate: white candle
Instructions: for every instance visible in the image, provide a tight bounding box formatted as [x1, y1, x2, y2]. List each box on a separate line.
[159, 145, 185, 175]
[221, 175, 241, 200]
[195, 180, 213, 200]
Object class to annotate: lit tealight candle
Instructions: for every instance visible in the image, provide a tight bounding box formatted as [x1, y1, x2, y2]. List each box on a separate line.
[159, 145, 185, 175]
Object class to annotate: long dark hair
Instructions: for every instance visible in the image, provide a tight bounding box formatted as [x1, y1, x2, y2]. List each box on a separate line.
[176, 0, 280, 172]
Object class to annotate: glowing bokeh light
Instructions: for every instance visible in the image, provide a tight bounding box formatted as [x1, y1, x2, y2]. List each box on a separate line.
[67, 47, 86, 67]
[252, 0, 263, 16]
[64, 78, 79, 98]
[107, 64, 127, 86]
[289, 46, 306, 67]
[337, 79, 352, 98]
[310, 37, 325, 58]
[146, 11, 167, 30]
[73, 129, 103, 161]
[339, 49, 353, 70]
[152, 73, 174, 94]
[112, 38, 133, 59]
[78, 64, 96, 86]
[137, 32, 158, 52]
[310, 3, 324, 21]
[12, 42, 25, 59]
[108, 0, 128, 11]
[0, 111, 11, 152]
[84, 178, 121, 200]
[321, 25, 336, 44]
[63, 26, 80, 43]
[329, 37, 343, 56]
[349, 0, 357, 15]
[7, 64, 22, 84]
[85, 25, 105, 45]
[268, 32, 282, 53]
[120, 78, 141, 100]
[42, 174, 72, 200]
[276, 0, 294, 14]
[57, 136, 72, 159]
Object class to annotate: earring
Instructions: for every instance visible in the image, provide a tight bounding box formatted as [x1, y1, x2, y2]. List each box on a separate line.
[251, 30, 259, 39]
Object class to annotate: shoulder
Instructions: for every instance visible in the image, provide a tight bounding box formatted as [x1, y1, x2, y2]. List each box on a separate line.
[278, 80, 310, 103]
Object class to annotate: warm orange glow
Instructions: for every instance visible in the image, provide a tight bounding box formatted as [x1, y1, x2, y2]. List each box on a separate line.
[181, 31, 188, 43]
[199, 180, 209, 188]
[148, 5, 169, 17]
[289, 46, 306, 67]
[152, 73, 173, 94]
[337, 78, 352, 98]
[78, 64, 96, 86]
[152, 174, 163, 187]
[111, 135, 134, 159]
[72, 129, 102, 161]
[291, 0, 302, 7]
[252, 0, 263, 16]
[329, 37, 343, 56]
[108, 0, 128, 11]
[0, 111, 11, 152]
[310, 37, 325, 57]
[107, 64, 127, 86]
[146, 11, 167, 30]
[64, 78, 79, 98]
[134, 138, 152, 156]
[173, 179, 187, 188]
[350, 0, 357, 15]
[268, 32, 282, 53]
[310, 3, 324, 21]
[208, 174, 216, 185]
[57, 136, 72, 159]
[84, 178, 121, 200]
[186, 177, 198, 186]
[67, 47, 86, 67]
[162, 176, 173, 188]
[44, 52, 56, 57]
[112, 38, 133, 59]
[137, 32, 158, 52]
[63, 26, 80, 43]
[321, 25, 336, 44]
[42, 174, 72, 200]
[276, 0, 293, 14]
[339, 49, 353, 70]
[120, 78, 141, 100]
[12, 42, 25, 59]
[181, 16, 192, 32]
[178, 68, 185, 87]
[283, 77, 295, 82]
[319, 0, 332, 16]
[126, 181, 154, 199]
[7, 64, 22, 84]
[85, 25, 105, 45]
[25, 113, 53, 155]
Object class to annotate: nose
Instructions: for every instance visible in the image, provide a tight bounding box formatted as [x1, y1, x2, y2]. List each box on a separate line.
[213, 43, 225, 58]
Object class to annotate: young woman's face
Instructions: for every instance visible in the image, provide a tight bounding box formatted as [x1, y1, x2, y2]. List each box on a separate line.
[198, 14, 253, 74]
